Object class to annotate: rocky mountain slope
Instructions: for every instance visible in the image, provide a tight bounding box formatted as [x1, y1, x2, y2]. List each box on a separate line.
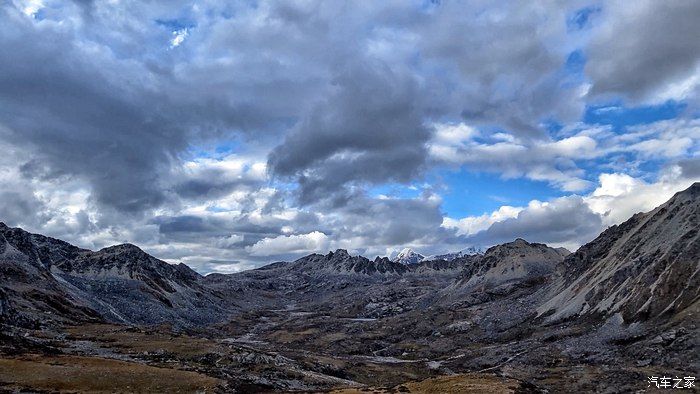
[538, 182, 700, 323]
[0, 224, 230, 328]
[0, 223, 100, 327]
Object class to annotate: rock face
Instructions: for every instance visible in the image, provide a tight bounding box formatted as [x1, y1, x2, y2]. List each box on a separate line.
[2, 184, 698, 330]
[538, 182, 700, 322]
[204, 249, 476, 317]
[52, 243, 230, 326]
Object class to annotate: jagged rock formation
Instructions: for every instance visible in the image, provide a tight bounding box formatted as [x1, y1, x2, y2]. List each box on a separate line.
[538, 182, 700, 323]
[293, 249, 410, 275]
[52, 243, 230, 326]
[204, 249, 475, 317]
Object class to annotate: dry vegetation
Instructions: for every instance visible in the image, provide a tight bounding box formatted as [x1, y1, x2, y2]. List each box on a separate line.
[0, 354, 221, 393]
[331, 373, 523, 393]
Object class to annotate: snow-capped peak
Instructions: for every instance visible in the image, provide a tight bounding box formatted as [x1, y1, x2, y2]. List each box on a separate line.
[392, 248, 425, 265]
[423, 246, 485, 262]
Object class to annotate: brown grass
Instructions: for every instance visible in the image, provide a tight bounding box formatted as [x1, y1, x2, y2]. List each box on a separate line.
[0, 354, 222, 393]
[65, 324, 220, 357]
[267, 327, 319, 343]
[331, 373, 521, 394]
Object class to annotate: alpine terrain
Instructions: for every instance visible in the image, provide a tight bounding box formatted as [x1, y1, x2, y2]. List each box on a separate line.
[0, 183, 698, 392]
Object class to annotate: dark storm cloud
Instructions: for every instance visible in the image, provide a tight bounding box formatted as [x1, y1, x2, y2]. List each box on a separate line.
[151, 204, 322, 248]
[417, 1, 584, 136]
[678, 158, 700, 179]
[0, 6, 183, 213]
[170, 165, 264, 201]
[0, 2, 317, 216]
[586, 1, 700, 101]
[467, 196, 603, 247]
[268, 61, 430, 203]
[266, 2, 587, 201]
[321, 191, 464, 249]
[1, 0, 586, 216]
[0, 189, 48, 228]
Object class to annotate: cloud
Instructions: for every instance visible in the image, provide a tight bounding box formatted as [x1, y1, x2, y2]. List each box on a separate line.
[171, 155, 267, 200]
[428, 123, 597, 191]
[416, 1, 585, 135]
[170, 28, 188, 48]
[465, 196, 603, 250]
[585, 1, 700, 102]
[215, 234, 245, 249]
[0, 188, 47, 228]
[442, 205, 522, 237]
[0, 0, 698, 273]
[449, 166, 700, 251]
[678, 158, 700, 178]
[584, 168, 700, 226]
[247, 231, 329, 257]
[268, 61, 430, 203]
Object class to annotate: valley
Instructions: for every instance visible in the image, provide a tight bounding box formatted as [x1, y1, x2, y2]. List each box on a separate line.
[1, 183, 698, 392]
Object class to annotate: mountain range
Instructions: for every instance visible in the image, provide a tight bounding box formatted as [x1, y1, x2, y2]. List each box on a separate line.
[0, 183, 697, 392]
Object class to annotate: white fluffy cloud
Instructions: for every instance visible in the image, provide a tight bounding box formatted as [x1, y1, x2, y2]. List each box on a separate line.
[585, 170, 699, 226]
[446, 166, 700, 251]
[246, 231, 330, 257]
[428, 122, 597, 191]
[442, 205, 522, 237]
[430, 118, 700, 194]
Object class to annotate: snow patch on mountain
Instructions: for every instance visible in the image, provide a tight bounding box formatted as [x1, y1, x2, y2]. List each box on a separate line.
[392, 248, 425, 264]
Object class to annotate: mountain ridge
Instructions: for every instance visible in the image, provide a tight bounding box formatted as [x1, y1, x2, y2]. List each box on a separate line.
[0, 183, 698, 393]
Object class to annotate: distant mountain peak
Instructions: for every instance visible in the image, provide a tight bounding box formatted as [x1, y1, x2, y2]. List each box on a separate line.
[99, 243, 146, 254]
[393, 248, 425, 264]
[328, 249, 350, 258]
[453, 238, 567, 290]
[423, 246, 485, 262]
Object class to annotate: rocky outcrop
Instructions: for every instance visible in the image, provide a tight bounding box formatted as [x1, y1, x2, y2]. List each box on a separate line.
[53, 243, 230, 327]
[454, 238, 568, 290]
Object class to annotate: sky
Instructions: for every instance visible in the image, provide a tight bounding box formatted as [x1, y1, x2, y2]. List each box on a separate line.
[0, 0, 699, 274]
